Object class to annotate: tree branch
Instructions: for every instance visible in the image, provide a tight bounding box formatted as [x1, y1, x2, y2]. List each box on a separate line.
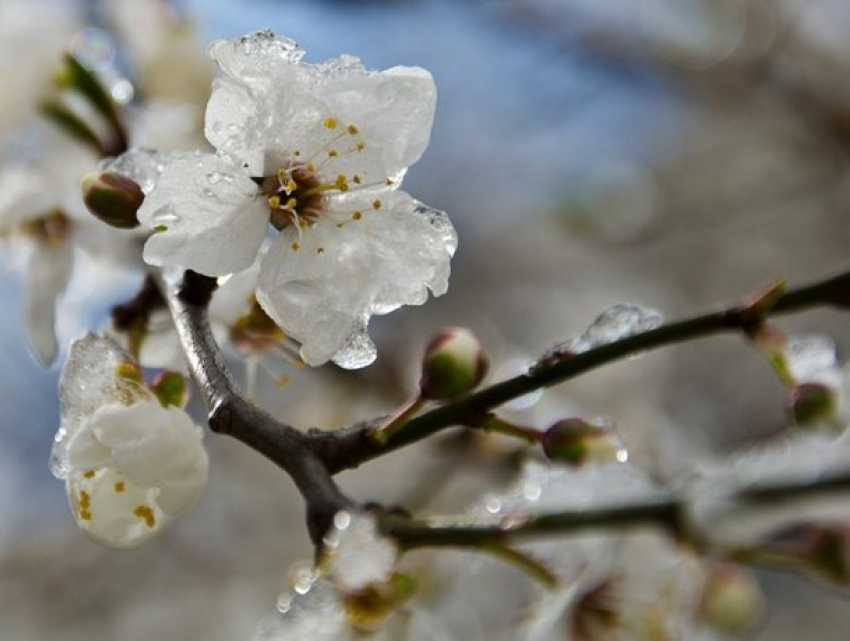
[316, 270, 850, 472]
[163, 270, 353, 544]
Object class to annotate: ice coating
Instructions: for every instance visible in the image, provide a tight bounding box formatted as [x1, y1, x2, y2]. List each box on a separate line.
[785, 334, 842, 389]
[52, 334, 150, 478]
[322, 511, 398, 591]
[566, 304, 664, 354]
[254, 576, 346, 640]
[100, 148, 169, 195]
[138, 30, 455, 369]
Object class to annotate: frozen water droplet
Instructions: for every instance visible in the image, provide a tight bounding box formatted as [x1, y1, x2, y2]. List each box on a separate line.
[99, 148, 165, 194]
[323, 512, 397, 591]
[202, 188, 215, 198]
[333, 511, 352, 530]
[785, 335, 839, 385]
[151, 205, 180, 226]
[110, 79, 134, 104]
[331, 325, 377, 370]
[523, 482, 542, 502]
[484, 495, 502, 514]
[563, 304, 664, 354]
[207, 171, 234, 185]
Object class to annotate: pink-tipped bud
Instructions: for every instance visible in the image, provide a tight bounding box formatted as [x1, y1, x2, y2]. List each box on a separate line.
[420, 328, 488, 400]
[700, 562, 765, 634]
[542, 418, 627, 467]
[81, 171, 143, 229]
[789, 383, 838, 428]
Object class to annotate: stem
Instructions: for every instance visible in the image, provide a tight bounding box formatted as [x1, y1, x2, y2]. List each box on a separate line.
[163, 271, 352, 544]
[370, 395, 426, 445]
[482, 544, 559, 588]
[317, 269, 850, 472]
[482, 415, 542, 444]
[382, 464, 850, 552]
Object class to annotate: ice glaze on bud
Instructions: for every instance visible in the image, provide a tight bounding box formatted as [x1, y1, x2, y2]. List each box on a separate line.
[699, 562, 765, 634]
[789, 383, 838, 428]
[419, 327, 487, 400]
[542, 418, 627, 466]
[81, 171, 143, 229]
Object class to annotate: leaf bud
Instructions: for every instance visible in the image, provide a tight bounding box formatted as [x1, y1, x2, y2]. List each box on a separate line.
[81, 171, 143, 229]
[419, 327, 487, 400]
[789, 382, 838, 428]
[542, 418, 627, 466]
[699, 562, 766, 634]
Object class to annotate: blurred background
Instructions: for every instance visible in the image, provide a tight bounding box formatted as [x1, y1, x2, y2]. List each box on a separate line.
[2, 0, 850, 638]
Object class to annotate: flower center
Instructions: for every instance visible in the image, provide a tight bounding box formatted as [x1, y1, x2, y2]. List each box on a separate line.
[263, 159, 354, 231]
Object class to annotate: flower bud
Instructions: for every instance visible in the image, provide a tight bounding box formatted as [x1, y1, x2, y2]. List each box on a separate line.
[419, 327, 487, 400]
[81, 171, 143, 229]
[788, 383, 838, 428]
[542, 418, 627, 466]
[700, 562, 765, 634]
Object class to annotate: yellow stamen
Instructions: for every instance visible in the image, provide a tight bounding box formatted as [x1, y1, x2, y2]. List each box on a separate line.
[133, 505, 156, 528]
[352, 211, 363, 220]
[268, 195, 281, 209]
[372, 199, 382, 210]
[114, 481, 125, 493]
[317, 246, 325, 254]
[291, 241, 301, 251]
[328, 149, 339, 158]
[352, 175, 362, 185]
[83, 470, 96, 479]
[347, 124, 359, 135]
[323, 117, 338, 130]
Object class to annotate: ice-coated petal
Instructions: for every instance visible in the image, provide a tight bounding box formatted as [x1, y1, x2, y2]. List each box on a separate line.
[64, 398, 208, 548]
[209, 30, 305, 82]
[256, 190, 456, 367]
[23, 237, 73, 364]
[100, 148, 171, 195]
[205, 31, 435, 183]
[323, 511, 398, 592]
[137, 152, 268, 276]
[53, 334, 151, 478]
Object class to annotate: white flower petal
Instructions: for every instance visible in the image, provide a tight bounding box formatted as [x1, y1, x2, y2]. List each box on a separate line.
[209, 30, 305, 82]
[63, 398, 208, 548]
[138, 152, 268, 276]
[256, 190, 456, 367]
[52, 334, 150, 479]
[23, 238, 73, 364]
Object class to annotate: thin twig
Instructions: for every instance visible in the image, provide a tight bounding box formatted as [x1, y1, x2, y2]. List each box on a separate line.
[316, 270, 850, 472]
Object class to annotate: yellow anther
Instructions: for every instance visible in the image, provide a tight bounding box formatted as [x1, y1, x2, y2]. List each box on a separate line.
[328, 149, 339, 158]
[352, 211, 362, 221]
[268, 195, 281, 209]
[317, 246, 325, 254]
[335, 174, 349, 191]
[352, 175, 362, 185]
[336, 222, 346, 229]
[385, 178, 394, 186]
[284, 198, 298, 209]
[80, 510, 92, 521]
[291, 241, 301, 251]
[277, 374, 292, 387]
[80, 490, 91, 510]
[285, 179, 298, 192]
[355, 142, 366, 152]
[372, 199, 382, 210]
[294, 150, 301, 157]
[307, 162, 315, 172]
[347, 124, 359, 135]
[133, 505, 156, 528]
[114, 481, 125, 493]
[83, 470, 96, 479]
[323, 117, 339, 130]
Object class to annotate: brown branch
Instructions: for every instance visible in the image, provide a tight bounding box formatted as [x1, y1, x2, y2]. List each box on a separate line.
[163, 270, 353, 544]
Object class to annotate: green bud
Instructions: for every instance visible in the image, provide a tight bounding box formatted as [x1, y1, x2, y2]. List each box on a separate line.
[150, 371, 188, 408]
[542, 418, 627, 466]
[81, 171, 143, 229]
[419, 327, 488, 400]
[789, 383, 838, 428]
[700, 562, 765, 634]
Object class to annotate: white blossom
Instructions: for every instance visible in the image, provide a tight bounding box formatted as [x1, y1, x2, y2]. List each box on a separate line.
[52, 334, 208, 549]
[135, 30, 457, 368]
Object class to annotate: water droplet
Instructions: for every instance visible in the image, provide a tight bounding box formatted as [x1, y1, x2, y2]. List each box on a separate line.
[785, 335, 838, 384]
[202, 188, 215, 198]
[151, 206, 180, 226]
[484, 495, 502, 514]
[207, 171, 234, 185]
[562, 304, 664, 355]
[110, 79, 134, 104]
[522, 482, 542, 502]
[333, 510, 352, 530]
